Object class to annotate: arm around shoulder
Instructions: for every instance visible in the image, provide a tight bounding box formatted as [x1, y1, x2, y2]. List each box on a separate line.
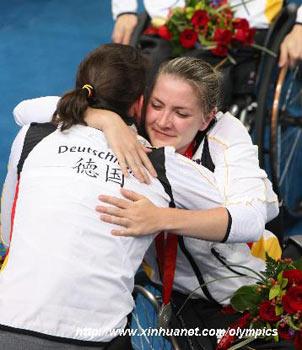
[13, 96, 60, 126]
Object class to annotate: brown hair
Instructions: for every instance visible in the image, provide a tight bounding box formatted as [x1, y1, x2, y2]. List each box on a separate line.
[53, 44, 148, 130]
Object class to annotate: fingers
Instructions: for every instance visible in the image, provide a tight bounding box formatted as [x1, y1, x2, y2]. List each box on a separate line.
[112, 14, 138, 45]
[120, 188, 145, 201]
[279, 45, 298, 68]
[288, 48, 301, 68]
[138, 148, 157, 178]
[96, 205, 125, 217]
[100, 214, 138, 236]
[98, 195, 130, 209]
[279, 43, 287, 68]
[124, 150, 150, 184]
[115, 147, 149, 183]
[100, 214, 129, 227]
[122, 29, 132, 45]
[124, 145, 157, 183]
[111, 229, 133, 237]
[143, 146, 153, 153]
[115, 150, 129, 178]
[100, 218, 137, 237]
[278, 26, 302, 68]
[112, 24, 124, 44]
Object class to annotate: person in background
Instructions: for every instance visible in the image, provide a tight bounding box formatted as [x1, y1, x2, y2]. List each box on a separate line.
[111, 0, 302, 67]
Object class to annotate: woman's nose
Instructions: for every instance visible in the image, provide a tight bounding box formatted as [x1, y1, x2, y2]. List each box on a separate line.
[157, 111, 172, 128]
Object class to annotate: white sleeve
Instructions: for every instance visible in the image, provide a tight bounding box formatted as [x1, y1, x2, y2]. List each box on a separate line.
[296, 5, 302, 23]
[13, 96, 60, 126]
[111, 0, 138, 19]
[1, 125, 30, 247]
[163, 148, 224, 210]
[163, 112, 279, 244]
[164, 148, 276, 243]
[207, 114, 279, 242]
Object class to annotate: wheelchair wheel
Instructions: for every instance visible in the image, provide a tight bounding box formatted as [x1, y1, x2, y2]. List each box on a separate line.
[255, 5, 298, 167]
[131, 284, 176, 350]
[254, 4, 302, 237]
[269, 64, 302, 218]
[255, 34, 302, 241]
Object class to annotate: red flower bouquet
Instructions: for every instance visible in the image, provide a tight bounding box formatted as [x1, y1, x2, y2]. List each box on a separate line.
[145, 0, 258, 58]
[217, 256, 302, 350]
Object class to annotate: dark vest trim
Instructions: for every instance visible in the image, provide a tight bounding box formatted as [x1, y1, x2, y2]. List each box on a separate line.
[148, 148, 176, 209]
[220, 209, 232, 243]
[201, 137, 215, 172]
[210, 247, 247, 277]
[17, 122, 57, 176]
[194, 119, 216, 173]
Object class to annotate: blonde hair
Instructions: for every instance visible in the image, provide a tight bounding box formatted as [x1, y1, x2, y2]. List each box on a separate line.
[157, 57, 222, 116]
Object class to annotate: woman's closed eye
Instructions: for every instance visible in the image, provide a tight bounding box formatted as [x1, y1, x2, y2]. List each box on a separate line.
[175, 110, 190, 118]
[151, 101, 163, 110]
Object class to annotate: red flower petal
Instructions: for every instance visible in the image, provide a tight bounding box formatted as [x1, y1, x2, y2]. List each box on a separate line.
[283, 269, 302, 287]
[259, 300, 281, 322]
[179, 29, 198, 49]
[158, 25, 172, 40]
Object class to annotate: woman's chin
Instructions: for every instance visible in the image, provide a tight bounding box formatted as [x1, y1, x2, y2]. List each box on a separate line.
[152, 140, 173, 149]
[150, 134, 176, 149]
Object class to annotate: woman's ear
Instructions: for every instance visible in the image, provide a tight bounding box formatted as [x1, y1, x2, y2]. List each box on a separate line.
[129, 95, 144, 123]
[199, 108, 217, 131]
[135, 95, 144, 124]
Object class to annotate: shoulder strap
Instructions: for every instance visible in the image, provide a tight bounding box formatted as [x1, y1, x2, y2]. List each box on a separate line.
[201, 136, 215, 172]
[148, 148, 178, 306]
[17, 122, 57, 176]
[148, 148, 176, 208]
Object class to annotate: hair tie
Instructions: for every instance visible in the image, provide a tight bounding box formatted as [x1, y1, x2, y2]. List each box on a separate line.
[82, 84, 93, 97]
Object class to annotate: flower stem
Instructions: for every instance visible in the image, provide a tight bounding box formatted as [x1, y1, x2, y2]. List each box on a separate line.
[228, 336, 256, 350]
[252, 43, 277, 57]
[215, 57, 229, 69]
[176, 275, 254, 316]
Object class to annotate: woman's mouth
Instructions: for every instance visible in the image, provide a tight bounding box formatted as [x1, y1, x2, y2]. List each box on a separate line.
[152, 128, 175, 139]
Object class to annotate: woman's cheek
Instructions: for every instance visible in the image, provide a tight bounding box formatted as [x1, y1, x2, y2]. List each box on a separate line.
[145, 108, 157, 126]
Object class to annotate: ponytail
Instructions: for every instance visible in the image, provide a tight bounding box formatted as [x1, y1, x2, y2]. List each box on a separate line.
[51, 44, 148, 131]
[52, 88, 90, 131]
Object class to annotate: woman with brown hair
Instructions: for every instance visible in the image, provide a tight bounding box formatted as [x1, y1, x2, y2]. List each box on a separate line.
[2, 43, 230, 350]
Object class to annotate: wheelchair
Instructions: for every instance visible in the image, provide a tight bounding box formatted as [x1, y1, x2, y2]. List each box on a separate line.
[253, 6, 302, 244]
[129, 5, 302, 350]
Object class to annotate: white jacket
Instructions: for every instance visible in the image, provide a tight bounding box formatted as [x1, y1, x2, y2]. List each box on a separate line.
[144, 111, 279, 304]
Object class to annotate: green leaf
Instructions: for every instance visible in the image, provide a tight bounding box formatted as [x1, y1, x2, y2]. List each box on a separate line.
[269, 285, 281, 300]
[281, 278, 288, 289]
[293, 257, 302, 271]
[230, 285, 262, 311]
[287, 316, 301, 331]
[198, 34, 215, 47]
[277, 271, 283, 284]
[194, 2, 202, 10]
[275, 304, 283, 316]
